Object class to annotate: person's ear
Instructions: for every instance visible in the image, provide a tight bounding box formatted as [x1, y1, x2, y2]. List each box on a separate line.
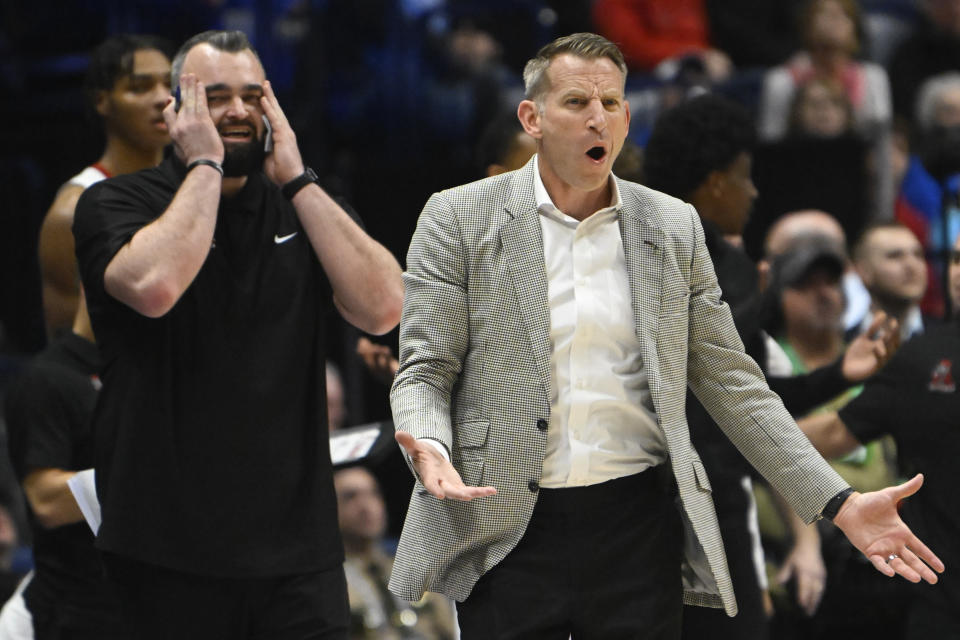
[518, 100, 543, 139]
[95, 90, 110, 117]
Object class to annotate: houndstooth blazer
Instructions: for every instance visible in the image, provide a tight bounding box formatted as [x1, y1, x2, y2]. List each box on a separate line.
[388, 157, 848, 616]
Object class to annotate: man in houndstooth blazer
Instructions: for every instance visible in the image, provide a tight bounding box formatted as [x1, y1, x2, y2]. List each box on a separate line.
[389, 33, 943, 638]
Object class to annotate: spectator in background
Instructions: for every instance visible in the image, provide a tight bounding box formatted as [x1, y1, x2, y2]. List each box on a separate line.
[788, 76, 855, 139]
[850, 222, 929, 341]
[888, 0, 960, 130]
[760, 209, 872, 334]
[1, 290, 128, 639]
[335, 467, 455, 640]
[798, 230, 960, 639]
[895, 72, 960, 317]
[757, 0, 894, 218]
[759, 239, 907, 640]
[643, 93, 900, 639]
[38, 34, 172, 338]
[592, 0, 733, 82]
[475, 112, 537, 178]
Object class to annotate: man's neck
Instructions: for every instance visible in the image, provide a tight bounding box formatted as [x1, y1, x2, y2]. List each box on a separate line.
[221, 176, 248, 198]
[98, 137, 164, 176]
[538, 166, 612, 221]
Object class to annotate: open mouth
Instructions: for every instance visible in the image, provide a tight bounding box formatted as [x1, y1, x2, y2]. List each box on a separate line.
[586, 146, 606, 161]
[221, 126, 254, 141]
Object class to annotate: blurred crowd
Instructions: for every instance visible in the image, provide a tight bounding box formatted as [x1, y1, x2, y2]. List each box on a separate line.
[2, 0, 960, 638]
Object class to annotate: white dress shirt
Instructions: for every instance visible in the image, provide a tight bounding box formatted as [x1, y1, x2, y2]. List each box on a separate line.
[533, 156, 666, 487]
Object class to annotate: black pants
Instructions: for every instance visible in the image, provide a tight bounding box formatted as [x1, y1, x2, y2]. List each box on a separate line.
[101, 553, 349, 640]
[456, 470, 683, 640]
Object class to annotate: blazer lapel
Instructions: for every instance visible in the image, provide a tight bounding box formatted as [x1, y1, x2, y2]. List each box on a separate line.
[501, 167, 553, 399]
[619, 186, 665, 375]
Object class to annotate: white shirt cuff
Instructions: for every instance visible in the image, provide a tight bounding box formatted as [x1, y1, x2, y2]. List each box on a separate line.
[419, 438, 450, 462]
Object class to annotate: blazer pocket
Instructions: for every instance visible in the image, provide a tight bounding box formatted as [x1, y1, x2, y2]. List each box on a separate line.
[453, 419, 489, 450]
[454, 458, 485, 487]
[691, 457, 712, 493]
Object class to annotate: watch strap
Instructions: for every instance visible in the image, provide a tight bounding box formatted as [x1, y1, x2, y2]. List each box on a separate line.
[281, 167, 319, 200]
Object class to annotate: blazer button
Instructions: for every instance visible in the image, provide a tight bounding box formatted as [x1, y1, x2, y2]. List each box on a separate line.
[528, 480, 539, 492]
[536, 418, 548, 431]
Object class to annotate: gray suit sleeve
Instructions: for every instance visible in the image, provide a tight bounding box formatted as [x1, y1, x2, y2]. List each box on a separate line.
[682, 205, 847, 523]
[390, 192, 469, 455]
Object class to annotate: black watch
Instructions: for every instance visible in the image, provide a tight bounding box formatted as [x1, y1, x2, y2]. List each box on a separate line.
[281, 167, 319, 200]
[821, 487, 855, 521]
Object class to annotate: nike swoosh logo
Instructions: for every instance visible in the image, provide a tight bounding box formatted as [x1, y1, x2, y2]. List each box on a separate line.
[274, 232, 298, 244]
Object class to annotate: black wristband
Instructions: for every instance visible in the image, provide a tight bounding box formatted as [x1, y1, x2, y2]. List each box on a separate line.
[281, 167, 319, 200]
[186, 158, 224, 176]
[821, 487, 855, 521]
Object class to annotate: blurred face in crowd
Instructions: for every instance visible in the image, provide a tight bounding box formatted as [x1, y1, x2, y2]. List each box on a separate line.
[782, 268, 846, 335]
[334, 468, 387, 549]
[949, 234, 960, 312]
[934, 85, 960, 128]
[99, 48, 172, 151]
[856, 227, 927, 306]
[180, 43, 267, 176]
[519, 54, 630, 197]
[711, 151, 758, 235]
[794, 81, 851, 138]
[807, 0, 858, 52]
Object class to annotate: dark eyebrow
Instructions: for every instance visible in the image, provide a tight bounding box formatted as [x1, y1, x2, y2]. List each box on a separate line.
[204, 83, 230, 93]
[203, 83, 263, 94]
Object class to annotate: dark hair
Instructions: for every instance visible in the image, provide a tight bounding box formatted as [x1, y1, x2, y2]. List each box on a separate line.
[643, 93, 755, 200]
[171, 30, 261, 90]
[852, 220, 914, 262]
[522, 32, 627, 104]
[83, 34, 173, 114]
[475, 112, 526, 175]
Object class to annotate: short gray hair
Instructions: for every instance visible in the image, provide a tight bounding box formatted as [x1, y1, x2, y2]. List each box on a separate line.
[522, 32, 628, 106]
[170, 30, 261, 91]
[915, 71, 960, 132]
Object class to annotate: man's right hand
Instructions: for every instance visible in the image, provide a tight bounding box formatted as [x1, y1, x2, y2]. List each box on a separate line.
[395, 431, 497, 501]
[164, 73, 224, 166]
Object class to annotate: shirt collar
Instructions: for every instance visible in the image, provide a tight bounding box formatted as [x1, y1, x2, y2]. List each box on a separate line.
[532, 154, 622, 223]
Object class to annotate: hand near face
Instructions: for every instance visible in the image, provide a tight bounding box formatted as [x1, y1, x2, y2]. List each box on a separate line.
[259, 80, 305, 187]
[164, 73, 224, 165]
[395, 431, 497, 501]
[841, 311, 900, 382]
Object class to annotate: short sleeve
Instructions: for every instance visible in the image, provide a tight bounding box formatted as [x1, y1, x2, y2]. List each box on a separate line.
[73, 177, 161, 307]
[3, 364, 90, 480]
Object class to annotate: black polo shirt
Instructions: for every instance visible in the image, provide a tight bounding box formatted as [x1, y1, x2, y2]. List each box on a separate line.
[4, 333, 125, 630]
[73, 156, 343, 577]
[838, 320, 960, 612]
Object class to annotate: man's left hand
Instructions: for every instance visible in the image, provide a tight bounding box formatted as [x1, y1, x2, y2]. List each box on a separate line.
[260, 80, 305, 187]
[833, 474, 944, 584]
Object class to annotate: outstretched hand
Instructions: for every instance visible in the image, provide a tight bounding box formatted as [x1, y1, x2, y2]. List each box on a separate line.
[833, 474, 944, 584]
[841, 312, 899, 382]
[395, 431, 497, 501]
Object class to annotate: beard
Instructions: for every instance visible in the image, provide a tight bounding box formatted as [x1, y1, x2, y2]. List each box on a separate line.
[221, 136, 266, 177]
